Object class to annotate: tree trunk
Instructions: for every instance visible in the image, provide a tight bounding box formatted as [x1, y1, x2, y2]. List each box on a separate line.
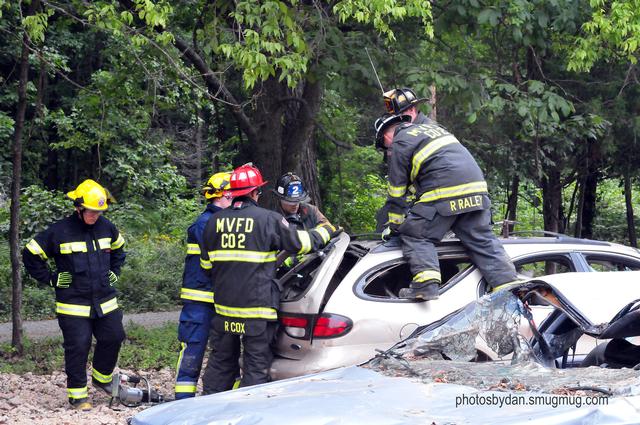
[505, 175, 519, 235]
[252, 78, 286, 209]
[580, 140, 600, 239]
[580, 169, 598, 239]
[282, 79, 323, 207]
[195, 106, 204, 186]
[541, 169, 563, 233]
[428, 85, 437, 121]
[10, 0, 40, 355]
[624, 173, 637, 247]
[574, 177, 585, 238]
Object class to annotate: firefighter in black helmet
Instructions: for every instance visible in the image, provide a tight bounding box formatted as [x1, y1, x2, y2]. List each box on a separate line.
[374, 91, 520, 301]
[200, 164, 342, 392]
[22, 179, 126, 411]
[383, 87, 431, 125]
[273, 172, 332, 231]
[272, 172, 334, 269]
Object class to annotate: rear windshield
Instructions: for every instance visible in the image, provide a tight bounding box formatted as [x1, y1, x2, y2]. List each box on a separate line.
[279, 254, 326, 301]
[279, 242, 366, 302]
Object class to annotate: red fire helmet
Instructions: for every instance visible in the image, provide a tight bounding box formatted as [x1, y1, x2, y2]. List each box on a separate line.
[229, 163, 268, 197]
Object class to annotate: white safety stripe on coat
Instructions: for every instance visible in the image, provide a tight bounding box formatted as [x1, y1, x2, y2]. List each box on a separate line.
[410, 135, 459, 181]
[111, 234, 125, 250]
[200, 258, 213, 269]
[215, 303, 278, 320]
[186, 243, 201, 255]
[55, 302, 91, 317]
[418, 181, 488, 204]
[97, 238, 112, 250]
[413, 270, 442, 283]
[26, 239, 48, 260]
[59, 241, 88, 254]
[297, 231, 312, 255]
[180, 288, 214, 303]
[208, 250, 277, 263]
[100, 297, 119, 315]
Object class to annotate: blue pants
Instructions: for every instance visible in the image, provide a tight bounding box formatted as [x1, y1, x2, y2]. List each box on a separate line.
[175, 303, 215, 399]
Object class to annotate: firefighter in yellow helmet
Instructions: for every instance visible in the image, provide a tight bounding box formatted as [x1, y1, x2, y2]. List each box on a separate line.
[22, 179, 126, 411]
[175, 172, 233, 399]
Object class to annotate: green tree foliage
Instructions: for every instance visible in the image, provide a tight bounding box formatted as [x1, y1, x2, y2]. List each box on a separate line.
[569, 0, 640, 71]
[2, 0, 640, 326]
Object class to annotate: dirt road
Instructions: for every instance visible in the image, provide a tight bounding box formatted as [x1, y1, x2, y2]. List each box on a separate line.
[0, 311, 180, 342]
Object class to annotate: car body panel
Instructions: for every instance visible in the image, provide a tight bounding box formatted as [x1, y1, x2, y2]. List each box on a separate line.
[272, 236, 640, 380]
[132, 365, 640, 425]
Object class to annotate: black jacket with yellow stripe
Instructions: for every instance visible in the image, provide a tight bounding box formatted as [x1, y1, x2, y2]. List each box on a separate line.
[22, 213, 126, 318]
[383, 116, 488, 225]
[200, 197, 331, 323]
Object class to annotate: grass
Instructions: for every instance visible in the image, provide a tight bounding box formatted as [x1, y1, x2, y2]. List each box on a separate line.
[0, 322, 180, 375]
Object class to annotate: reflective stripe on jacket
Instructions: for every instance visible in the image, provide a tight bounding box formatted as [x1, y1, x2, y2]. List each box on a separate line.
[200, 198, 329, 321]
[382, 113, 488, 224]
[22, 213, 126, 317]
[180, 203, 223, 304]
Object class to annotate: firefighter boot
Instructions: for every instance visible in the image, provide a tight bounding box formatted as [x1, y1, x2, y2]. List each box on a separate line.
[69, 397, 92, 411]
[399, 280, 439, 300]
[92, 377, 113, 395]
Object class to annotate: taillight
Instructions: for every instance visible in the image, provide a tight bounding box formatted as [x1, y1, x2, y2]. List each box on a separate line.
[280, 314, 309, 339]
[279, 313, 353, 340]
[312, 313, 352, 339]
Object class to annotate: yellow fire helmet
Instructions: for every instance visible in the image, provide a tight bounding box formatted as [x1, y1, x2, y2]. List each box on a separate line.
[67, 179, 110, 211]
[203, 171, 232, 199]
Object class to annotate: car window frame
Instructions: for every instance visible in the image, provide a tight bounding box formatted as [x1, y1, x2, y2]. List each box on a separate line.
[577, 251, 640, 272]
[353, 254, 476, 303]
[512, 253, 577, 279]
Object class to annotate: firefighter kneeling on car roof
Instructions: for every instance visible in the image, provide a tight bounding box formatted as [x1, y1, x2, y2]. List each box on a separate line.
[199, 163, 342, 393]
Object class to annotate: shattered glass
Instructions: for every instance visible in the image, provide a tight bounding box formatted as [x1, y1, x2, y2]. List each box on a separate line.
[370, 358, 640, 396]
[366, 288, 640, 397]
[378, 290, 534, 363]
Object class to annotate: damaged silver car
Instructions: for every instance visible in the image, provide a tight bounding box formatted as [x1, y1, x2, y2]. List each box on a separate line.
[131, 272, 640, 425]
[271, 233, 640, 379]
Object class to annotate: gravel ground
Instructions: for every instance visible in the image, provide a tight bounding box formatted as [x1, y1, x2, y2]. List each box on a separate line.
[0, 311, 184, 424]
[0, 367, 182, 424]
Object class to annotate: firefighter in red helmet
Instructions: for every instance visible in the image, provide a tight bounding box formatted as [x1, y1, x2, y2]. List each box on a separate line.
[199, 163, 341, 392]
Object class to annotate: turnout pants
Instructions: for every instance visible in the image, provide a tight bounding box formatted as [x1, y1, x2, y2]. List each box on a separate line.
[202, 320, 277, 394]
[175, 302, 215, 399]
[399, 205, 517, 289]
[57, 309, 125, 400]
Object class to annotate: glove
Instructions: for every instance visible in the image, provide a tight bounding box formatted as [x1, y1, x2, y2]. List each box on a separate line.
[108, 270, 119, 286]
[52, 271, 72, 288]
[381, 223, 399, 241]
[328, 225, 344, 239]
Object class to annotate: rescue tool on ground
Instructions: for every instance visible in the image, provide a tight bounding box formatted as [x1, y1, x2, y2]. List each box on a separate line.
[108, 372, 164, 408]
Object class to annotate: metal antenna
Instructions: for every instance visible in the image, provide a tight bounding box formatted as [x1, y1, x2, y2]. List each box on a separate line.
[365, 47, 385, 95]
